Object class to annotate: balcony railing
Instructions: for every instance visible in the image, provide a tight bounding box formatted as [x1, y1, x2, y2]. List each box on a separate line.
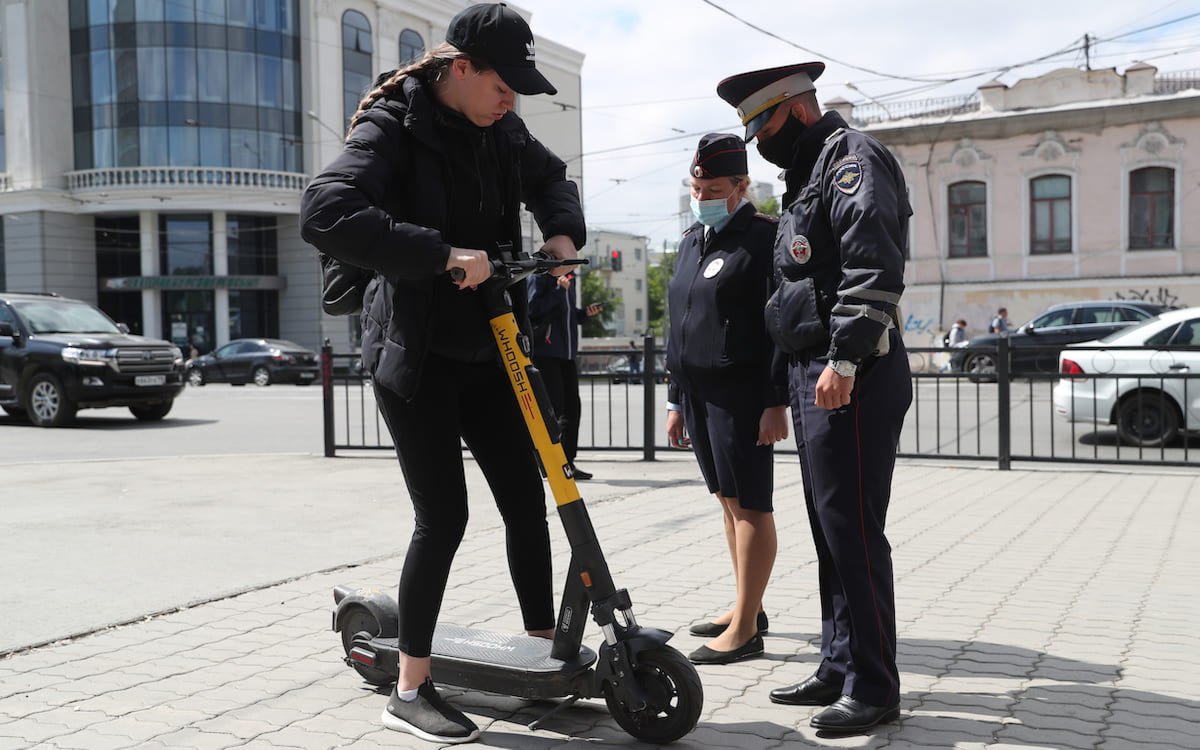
[66, 166, 307, 193]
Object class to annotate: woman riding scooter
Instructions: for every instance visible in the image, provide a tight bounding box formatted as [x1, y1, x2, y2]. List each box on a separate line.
[299, 4, 585, 743]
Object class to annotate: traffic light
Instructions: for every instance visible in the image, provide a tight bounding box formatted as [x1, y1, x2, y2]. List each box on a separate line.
[610, 250, 622, 271]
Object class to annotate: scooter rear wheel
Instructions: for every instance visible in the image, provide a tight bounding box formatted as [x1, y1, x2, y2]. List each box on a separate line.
[602, 645, 702, 743]
[339, 604, 393, 687]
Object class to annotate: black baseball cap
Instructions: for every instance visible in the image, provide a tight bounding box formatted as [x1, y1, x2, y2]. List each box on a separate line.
[445, 3, 557, 96]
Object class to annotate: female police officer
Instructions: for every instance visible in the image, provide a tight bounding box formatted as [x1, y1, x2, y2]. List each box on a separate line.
[665, 133, 790, 666]
[718, 62, 912, 733]
[300, 4, 585, 743]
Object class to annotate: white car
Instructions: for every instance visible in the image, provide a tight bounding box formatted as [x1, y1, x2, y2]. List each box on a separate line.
[1053, 307, 1200, 447]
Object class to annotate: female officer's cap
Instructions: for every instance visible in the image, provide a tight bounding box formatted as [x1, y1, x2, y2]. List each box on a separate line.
[446, 3, 557, 96]
[717, 62, 825, 140]
[690, 133, 748, 179]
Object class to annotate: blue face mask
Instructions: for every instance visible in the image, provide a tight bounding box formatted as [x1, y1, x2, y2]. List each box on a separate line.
[690, 196, 730, 227]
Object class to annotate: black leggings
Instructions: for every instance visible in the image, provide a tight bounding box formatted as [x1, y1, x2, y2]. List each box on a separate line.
[374, 353, 555, 657]
[531, 355, 581, 463]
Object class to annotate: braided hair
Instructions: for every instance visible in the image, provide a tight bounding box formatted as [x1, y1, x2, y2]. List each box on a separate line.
[346, 42, 494, 137]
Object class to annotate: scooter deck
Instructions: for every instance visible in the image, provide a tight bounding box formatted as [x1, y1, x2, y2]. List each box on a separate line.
[367, 624, 600, 700]
[432, 624, 596, 672]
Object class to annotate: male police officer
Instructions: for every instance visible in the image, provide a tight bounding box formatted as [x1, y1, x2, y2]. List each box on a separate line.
[717, 62, 912, 732]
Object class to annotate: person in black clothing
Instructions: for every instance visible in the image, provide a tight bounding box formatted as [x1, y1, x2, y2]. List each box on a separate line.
[665, 133, 790, 667]
[526, 272, 601, 480]
[299, 4, 585, 744]
[717, 62, 912, 733]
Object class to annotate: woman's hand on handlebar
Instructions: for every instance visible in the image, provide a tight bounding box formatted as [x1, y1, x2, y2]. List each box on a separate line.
[540, 235, 578, 276]
[446, 247, 491, 289]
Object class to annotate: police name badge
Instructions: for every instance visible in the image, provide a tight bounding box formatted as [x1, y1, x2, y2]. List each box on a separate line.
[833, 158, 863, 195]
[703, 258, 724, 278]
[789, 235, 812, 265]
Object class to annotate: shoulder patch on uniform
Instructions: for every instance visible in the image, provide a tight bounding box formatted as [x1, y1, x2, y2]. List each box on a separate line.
[752, 212, 779, 223]
[824, 127, 847, 144]
[832, 157, 864, 195]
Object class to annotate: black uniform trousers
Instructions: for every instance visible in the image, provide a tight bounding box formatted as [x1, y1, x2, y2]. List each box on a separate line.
[374, 352, 555, 658]
[789, 331, 911, 707]
[531, 354, 581, 464]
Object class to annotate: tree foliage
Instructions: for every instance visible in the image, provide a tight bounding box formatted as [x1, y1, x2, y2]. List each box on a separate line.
[579, 270, 621, 338]
[646, 248, 679, 338]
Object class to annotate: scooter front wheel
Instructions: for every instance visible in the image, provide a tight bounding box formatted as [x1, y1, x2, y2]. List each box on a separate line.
[602, 645, 702, 743]
[339, 604, 393, 687]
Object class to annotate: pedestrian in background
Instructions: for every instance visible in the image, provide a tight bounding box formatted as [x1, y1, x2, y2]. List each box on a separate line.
[718, 60, 912, 733]
[946, 319, 968, 347]
[527, 271, 601, 480]
[665, 133, 790, 666]
[299, 4, 584, 743]
[990, 307, 1011, 334]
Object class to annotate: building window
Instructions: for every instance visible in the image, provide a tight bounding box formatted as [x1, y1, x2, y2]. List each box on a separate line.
[68, 0, 302, 171]
[1129, 167, 1174, 250]
[159, 215, 212, 276]
[1030, 174, 1071, 254]
[948, 181, 987, 257]
[0, 28, 6, 173]
[399, 29, 424, 66]
[342, 10, 373, 132]
[227, 215, 278, 275]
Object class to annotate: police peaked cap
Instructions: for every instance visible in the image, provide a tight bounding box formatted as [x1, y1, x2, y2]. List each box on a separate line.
[716, 62, 825, 140]
[690, 133, 748, 179]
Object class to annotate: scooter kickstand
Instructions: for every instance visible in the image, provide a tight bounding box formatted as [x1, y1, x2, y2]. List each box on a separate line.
[527, 694, 581, 731]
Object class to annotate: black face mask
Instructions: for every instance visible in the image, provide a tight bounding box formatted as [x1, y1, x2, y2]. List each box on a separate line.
[755, 114, 807, 168]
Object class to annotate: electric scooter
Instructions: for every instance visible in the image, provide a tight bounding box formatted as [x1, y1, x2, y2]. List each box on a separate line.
[332, 247, 702, 744]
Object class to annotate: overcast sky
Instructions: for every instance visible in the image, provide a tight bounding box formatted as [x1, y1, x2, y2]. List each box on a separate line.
[511, 0, 1200, 252]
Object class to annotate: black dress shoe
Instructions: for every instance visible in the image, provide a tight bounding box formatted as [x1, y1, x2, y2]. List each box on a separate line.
[810, 695, 900, 733]
[687, 634, 763, 665]
[687, 611, 769, 637]
[768, 674, 842, 706]
[570, 465, 593, 481]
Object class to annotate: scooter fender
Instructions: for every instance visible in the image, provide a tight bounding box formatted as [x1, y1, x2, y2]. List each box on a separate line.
[331, 584, 399, 637]
[594, 627, 674, 704]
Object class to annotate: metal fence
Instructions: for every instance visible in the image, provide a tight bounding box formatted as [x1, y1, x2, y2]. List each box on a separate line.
[321, 338, 1199, 469]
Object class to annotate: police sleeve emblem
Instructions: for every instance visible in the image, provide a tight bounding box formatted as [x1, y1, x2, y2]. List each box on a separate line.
[789, 235, 812, 265]
[833, 159, 863, 195]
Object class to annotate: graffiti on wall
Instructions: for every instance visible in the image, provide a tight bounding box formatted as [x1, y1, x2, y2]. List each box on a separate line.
[903, 313, 935, 335]
[1114, 287, 1181, 308]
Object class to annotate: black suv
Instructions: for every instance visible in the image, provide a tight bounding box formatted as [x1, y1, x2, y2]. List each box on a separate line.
[0, 292, 186, 427]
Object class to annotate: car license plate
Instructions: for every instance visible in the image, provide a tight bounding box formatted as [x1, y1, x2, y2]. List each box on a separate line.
[300, 372, 315, 379]
[135, 375, 166, 386]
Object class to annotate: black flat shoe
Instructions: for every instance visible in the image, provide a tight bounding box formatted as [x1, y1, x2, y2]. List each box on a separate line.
[687, 611, 769, 637]
[687, 634, 764, 665]
[810, 695, 900, 733]
[768, 673, 842, 706]
[570, 465, 593, 481]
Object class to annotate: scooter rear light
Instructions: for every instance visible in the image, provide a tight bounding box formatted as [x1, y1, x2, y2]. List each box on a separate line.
[349, 647, 377, 667]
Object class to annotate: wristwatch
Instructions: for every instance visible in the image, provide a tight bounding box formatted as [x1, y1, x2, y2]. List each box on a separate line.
[827, 359, 858, 378]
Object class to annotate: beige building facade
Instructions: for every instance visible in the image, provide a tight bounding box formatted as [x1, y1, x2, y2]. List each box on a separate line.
[830, 64, 1200, 346]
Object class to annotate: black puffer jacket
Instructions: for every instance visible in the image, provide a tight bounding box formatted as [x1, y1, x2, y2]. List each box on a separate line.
[299, 77, 586, 399]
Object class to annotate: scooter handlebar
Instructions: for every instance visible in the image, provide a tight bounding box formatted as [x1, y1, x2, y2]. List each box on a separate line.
[449, 252, 587, 284]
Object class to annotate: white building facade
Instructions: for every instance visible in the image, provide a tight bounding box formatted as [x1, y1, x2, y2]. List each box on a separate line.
[582, 227, 648, 338]
[0, 0, 582, 353]
[830, 64, 1200, 346]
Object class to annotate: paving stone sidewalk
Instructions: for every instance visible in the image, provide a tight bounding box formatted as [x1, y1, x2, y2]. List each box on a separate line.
[1, 455, 1198, 749]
